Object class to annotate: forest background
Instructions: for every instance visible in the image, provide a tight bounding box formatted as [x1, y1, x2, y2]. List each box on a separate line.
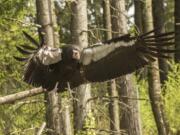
[0, 0, 179, 135]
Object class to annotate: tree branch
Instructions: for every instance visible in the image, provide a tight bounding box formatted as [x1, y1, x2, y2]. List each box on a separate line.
[36, 122, 46, 135]
[0, 87, 46, 105]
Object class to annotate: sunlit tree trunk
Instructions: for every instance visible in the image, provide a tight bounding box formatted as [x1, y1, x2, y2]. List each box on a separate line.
[36, 0, 62, 134]
[142, 0, 168, 135]
[61, 98, 73, 135]
[71, 0, 92, 134]
[110, 0, 141, 135]
[103, 0, 120, 134]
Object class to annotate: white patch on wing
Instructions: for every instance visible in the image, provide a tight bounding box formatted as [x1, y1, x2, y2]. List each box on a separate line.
[37, 46, 62, 65]
[80, 49, 93, 65]
[81, 40, 135, 65]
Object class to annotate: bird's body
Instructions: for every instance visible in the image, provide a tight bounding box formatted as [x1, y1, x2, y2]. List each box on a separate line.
[14, 30, 175, 91]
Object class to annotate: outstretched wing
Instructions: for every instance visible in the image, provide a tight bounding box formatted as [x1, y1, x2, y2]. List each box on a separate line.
[81, 30, 175, 82]
[14, 32, 63, 90]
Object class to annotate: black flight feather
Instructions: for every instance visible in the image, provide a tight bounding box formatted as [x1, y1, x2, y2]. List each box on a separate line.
[21, 44, 37, 51]
[13, 56, 28, 62]
[143, 32, 174, 39]
[23, 31, 40, 47]
[16, 46, 33, 55]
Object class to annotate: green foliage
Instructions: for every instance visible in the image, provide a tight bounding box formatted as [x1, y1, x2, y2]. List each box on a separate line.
[0, 97, 45, 135]
[83, 111, 96, 135]
[138, 79, 157, 135]
[76, 111, 96, 135]
[163, 61, 180, 134]
[0, 0, 35, 93]
[137, 61, 180, 135]
[0, 1, 45, 134]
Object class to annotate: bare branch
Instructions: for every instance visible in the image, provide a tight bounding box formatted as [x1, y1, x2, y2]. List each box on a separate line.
[0, 87, 46, 105]
[86, 96, 150, 104]
[2, 17, 41, 28]
[36, 122, 46, 135]
[83, 127, 127, 135]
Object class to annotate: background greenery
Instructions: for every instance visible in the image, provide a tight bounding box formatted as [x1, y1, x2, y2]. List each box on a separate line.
[0, 0, 179, 135]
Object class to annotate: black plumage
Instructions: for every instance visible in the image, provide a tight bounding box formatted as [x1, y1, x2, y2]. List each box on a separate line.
[14, 30, 175, 91]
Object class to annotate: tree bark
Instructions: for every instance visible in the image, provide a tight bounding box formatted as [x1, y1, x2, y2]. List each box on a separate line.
[152, 0, 171, 133]
[36, 0, 62, 134]
[134, 0, 147, 79]
[152, 0, 168, 84]
[110, 0, 142, 135]
[0, 87, 45, 105]
[36, 0, 54, 47]
[142, 0, 169, 135]
[103, 0, 120, 134]
[134, 0, 143, 33]
[175, 0, 180, 62]
[62, 103, 72, 135]
[44, 93, 62, 135]
[71, 0, 92, 134]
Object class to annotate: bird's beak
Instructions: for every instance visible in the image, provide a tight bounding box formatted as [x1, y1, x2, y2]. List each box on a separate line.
[72, 50, 80, 60]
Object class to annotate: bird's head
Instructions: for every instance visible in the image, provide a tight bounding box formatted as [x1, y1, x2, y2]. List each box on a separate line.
[62, 45, 81, 62]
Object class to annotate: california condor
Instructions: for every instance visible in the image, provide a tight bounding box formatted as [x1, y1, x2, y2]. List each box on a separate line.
[14, 30, 175, 91]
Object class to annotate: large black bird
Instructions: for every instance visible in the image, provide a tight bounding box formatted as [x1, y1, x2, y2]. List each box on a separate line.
[14, 30, 175, 92]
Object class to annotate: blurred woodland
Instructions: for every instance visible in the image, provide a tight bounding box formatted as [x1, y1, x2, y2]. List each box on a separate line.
[0, 0, 180, 135]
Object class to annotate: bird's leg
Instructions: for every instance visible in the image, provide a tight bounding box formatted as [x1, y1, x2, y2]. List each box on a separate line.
[67, 82, 73, 96]
[50, 82, 59, 93]
[67, 82, 78, 102]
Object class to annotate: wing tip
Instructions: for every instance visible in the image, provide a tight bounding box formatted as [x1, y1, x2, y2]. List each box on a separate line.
[13, 56, 28, 62]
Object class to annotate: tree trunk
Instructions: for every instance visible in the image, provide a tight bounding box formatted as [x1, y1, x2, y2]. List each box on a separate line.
[175, 0, 180, 62]
[110, 0, 142, 135]
[36, 0, 62, 134]
[71, 0, 92, 134]
[134, 0, 143, 33]
[142, 0, 169, 135]
[152, 0, 171, 133]
[61, 98, 72, 135]
[54, 2, 73, 135]
[134, 0, 147, 79]
[103, 0, 120, 134]
[152, 0, 169, 84]
[44, 93, 62, 135]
